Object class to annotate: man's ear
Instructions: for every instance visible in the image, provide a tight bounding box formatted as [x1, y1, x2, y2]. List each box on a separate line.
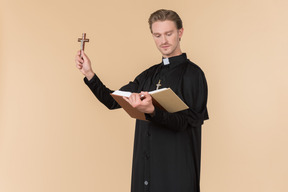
[178, 28, 184, 39]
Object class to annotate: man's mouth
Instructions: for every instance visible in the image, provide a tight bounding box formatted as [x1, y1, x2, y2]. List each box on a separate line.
[161, 45, 170, 49]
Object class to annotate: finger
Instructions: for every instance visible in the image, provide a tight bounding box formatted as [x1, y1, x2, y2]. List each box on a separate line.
[135, 94, 143, 103]
[82, 52, 90, 63]
[75, 54, 79, 61]
[123, 96, 131, 105]
[141, 92, 151, 100]
[81, 50, 87, 59]
[140, 92, 146, 98]
[130, 93, 136, 102]
[141, 91, 149, 96]
[130, 95, 135, 103]
[75, 54, 83, 62]
[76, 64, 82, 69]
[75, 59, 83, 65]
[132, 93, 141, 102]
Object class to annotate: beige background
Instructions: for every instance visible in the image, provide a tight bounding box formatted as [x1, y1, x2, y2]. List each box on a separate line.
[1, 0, 288, 192]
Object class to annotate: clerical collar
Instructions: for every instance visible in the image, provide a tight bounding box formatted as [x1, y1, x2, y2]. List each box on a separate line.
[163, 58, 170, 65]
[162, 53, 187, 68]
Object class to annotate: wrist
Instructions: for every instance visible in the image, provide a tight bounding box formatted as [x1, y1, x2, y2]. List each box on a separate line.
[148, 106, 155, 116]
[85, 71, 95, 81]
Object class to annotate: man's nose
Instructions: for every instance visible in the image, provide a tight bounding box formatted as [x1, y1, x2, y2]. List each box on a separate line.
[161, 35, 168, 44]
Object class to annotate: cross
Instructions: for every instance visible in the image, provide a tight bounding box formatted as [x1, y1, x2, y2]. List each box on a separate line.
[156, 80, 161, 90]
[78, 33, 89, 51]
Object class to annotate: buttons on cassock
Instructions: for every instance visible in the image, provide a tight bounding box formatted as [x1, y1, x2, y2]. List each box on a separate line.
[144, 131, 150, 188]
[145, 154, 150, 159]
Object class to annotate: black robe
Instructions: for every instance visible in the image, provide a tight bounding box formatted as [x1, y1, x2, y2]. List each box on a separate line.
[84, 53, 209, 192]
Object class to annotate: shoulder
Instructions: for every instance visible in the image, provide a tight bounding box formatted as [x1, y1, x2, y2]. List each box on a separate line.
[184, 60, 206, 77]
[136, 63, 161, 77]
[145, 63, 161, 72]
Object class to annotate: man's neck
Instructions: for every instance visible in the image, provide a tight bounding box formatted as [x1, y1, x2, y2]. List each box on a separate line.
[163, 51, 183, 58]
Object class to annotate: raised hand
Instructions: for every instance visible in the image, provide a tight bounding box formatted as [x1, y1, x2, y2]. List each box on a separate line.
[75, 50, 95, 80]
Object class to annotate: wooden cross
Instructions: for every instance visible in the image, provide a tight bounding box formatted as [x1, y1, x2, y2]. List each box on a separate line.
[156, 80, 162, 90]
[78, 33, 89, 51]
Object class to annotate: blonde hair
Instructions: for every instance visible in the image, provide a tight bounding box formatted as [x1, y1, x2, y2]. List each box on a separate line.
[148, 9, 183, 33]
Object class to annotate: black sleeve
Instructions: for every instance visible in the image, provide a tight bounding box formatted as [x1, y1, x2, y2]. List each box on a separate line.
[84, 74, 121, 109]
[84, 70, 145, 110]
[145, 68, 209, 131]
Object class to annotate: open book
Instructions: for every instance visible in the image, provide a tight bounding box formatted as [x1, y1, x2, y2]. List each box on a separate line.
[110, 88, 189, 120]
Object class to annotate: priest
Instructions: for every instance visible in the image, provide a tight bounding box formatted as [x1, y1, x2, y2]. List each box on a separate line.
[75, 9, 209, 192]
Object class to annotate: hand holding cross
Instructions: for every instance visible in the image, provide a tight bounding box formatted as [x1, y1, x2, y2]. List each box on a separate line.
[75, 33, 94, 80]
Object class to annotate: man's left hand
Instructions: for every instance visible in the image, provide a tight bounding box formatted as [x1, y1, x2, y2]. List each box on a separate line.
[123, 92, 155, 114]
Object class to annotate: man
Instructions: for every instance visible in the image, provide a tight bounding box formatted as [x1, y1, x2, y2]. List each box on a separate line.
[75, 9, 208, 192]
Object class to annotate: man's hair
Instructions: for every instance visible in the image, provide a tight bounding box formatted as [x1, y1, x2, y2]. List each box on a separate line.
[148, 9, 183, 33]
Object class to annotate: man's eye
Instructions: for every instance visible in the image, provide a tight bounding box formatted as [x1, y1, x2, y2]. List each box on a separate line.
[167, 33, 172, 36]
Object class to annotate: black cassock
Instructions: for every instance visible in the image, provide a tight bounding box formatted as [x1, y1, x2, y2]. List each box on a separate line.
[84, 53, 209, 192]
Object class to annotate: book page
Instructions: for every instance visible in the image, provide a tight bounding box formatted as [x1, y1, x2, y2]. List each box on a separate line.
[149, 88, 168, 95]
[112, 90, 131, 97]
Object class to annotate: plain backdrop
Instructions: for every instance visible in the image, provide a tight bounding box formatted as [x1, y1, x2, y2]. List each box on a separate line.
[1, 0, 288, 192]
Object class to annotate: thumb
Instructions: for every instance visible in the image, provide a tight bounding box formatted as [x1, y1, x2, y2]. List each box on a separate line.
[81, 50, 88, 61]
[140, 91, 149, 96]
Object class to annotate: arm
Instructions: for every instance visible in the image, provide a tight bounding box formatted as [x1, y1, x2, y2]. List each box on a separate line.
[75, 50, 143, 109]
[75, 50, 120, 109]
[84, 74, 121, 109]
[122, 91, 202, 131]
[145, 69, 209, 131]
[121, 69, 208, 131]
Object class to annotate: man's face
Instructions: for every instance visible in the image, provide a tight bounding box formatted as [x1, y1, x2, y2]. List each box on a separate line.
[151, 20, 183, 58]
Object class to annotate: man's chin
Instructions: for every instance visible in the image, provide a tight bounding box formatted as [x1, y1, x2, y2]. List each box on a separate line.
[159, 49, 172, 57]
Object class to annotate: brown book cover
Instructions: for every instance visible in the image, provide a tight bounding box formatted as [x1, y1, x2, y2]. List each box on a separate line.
[110, 88, 189, 120]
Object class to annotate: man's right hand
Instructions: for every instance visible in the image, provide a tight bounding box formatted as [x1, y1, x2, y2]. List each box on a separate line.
[75, 50, 95, 80]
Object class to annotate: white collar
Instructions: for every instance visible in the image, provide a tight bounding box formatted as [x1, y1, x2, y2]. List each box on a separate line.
[163, 58, 170, 65]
